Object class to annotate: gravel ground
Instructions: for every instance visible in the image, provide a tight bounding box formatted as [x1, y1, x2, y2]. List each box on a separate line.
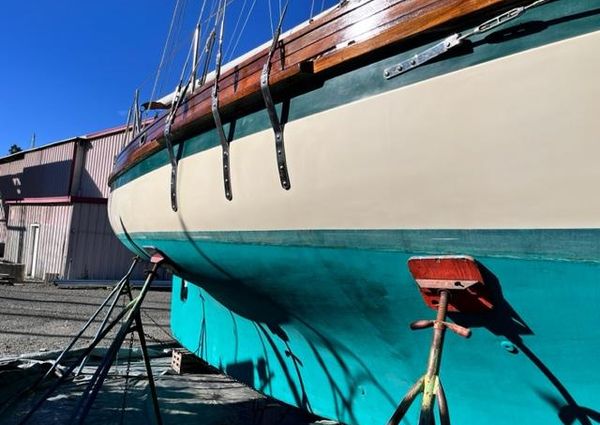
[0, 282, 174, 358]
[0, 283, 327, 425]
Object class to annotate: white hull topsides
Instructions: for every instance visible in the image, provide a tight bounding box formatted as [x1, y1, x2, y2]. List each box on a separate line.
[109, 31, 600, 238]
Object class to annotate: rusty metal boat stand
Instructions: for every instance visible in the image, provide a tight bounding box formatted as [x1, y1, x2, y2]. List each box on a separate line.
[387, 256, 494, 425]
[386, 289, 470, 425]
[15, 253, 168, 425]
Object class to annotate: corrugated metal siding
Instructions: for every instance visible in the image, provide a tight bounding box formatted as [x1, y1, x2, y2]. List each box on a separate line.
[22, 142, 74, 198]
[0, 128, 131, 278]
[19, 142, 73, 168]
[0, 158, 25, 199]
[5, 159, 25, 175]
[4, 204, 72, 279]
[3, 206, 25, 263]
[40, 142, 74, 166]
[77, 133, 123, 198]
[0, 202, 8, 244]
[66, 203, 145, 280]
[21, 150, 41, 168]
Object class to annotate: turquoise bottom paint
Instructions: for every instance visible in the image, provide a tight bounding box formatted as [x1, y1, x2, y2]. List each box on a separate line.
[144, 230, 600, 425]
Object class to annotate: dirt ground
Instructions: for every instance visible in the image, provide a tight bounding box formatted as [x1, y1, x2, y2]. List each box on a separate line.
[0, 282, 173, 358]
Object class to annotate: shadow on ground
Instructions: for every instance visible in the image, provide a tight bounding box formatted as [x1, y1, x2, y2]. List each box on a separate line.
[0, 348, 326, 425]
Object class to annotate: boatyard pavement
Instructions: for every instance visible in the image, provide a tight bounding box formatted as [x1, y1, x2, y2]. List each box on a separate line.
[0, 282, 329, 425]
[0, 282, 173, 357]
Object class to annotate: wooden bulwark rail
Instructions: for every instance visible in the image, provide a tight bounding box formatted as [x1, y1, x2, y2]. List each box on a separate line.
[110, 0, 522, 183]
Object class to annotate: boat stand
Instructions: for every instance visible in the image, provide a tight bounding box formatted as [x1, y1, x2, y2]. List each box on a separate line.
[387, 290, 470, 425]
[16, 253, 167, 425]
[387, 256, 494, 425]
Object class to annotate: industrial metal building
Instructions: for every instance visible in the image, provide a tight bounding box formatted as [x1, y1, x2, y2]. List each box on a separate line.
[0, 126, 146, 281]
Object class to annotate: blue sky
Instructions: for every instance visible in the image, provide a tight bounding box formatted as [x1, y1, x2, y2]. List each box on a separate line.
[0, 0, 337, 155]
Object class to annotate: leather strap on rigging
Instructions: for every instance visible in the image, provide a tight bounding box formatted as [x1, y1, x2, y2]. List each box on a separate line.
[211, 0, 232, 201]
[261, 0, 291, 190]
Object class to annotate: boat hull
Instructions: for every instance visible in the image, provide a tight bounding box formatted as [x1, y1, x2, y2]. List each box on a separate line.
[110, 29, 600, 235]
[108, 3, 600, 423]
[169, 248, 600, 424]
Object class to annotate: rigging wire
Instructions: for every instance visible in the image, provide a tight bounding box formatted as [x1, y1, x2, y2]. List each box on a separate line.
[149, 0, 184, 108]
[190, 0, 212, 68]
[223, 0, 248, 60]
[195, 0, 211, 34]
[132, 0, 339, 125]
[176, 33, 195, 86]
[267, 0, 274, 35]
[202, 0, 220, 39]
[156, 0, 236, 99]
[225, 0, 258, 62]
[178, 0, 230, 95]
[117, 0, 245, 143]
[157, 0, 190, 101]
[214, 0, 228, 77]
[188, 0, 212, 92]
[146, 0, 228, 106]
[129, 0, 221, 121]
[177, 0, 219, 89]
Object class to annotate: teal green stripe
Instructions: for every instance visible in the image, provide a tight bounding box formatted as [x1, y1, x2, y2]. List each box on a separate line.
[111, 1, 600, 189]
[122, 228, 600, 263]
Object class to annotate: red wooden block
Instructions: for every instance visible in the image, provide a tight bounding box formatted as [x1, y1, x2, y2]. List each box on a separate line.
[408, 256, 494, 313]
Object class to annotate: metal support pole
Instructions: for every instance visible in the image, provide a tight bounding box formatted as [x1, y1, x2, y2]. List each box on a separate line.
[191, 23, 201, 92]
[45, 262, 133, 380]
[419, 290, 449, 425]
[70, 259, 164, 425]
[0, 258, 139, 416]
[386, 377, 424, 425]
[75, 258, 139, 375]
[133, 89, 141, 136]
[105, 277, 162, 424]
[121, 107, 132, 148]
[387, 290, 470, 425]
[17, 293, 138, 425]
[133, 311, 163, 425]
[17, 257, 164, 425]
[436, 379, 450, 425]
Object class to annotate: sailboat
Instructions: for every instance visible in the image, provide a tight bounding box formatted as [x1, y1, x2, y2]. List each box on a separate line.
[108, 0, 600, 423]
